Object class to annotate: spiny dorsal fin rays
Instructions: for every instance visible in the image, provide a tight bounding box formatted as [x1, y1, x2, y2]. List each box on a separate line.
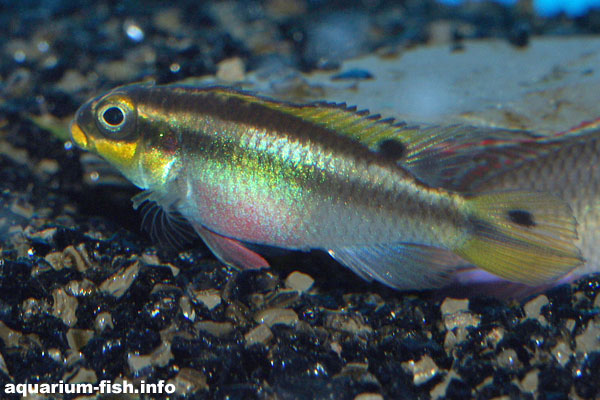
[205, 86, 413, 151]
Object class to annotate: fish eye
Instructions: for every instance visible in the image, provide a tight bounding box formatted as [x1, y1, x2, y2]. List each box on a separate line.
[95, 99, 136, 139]
[102, 106, 125, 126]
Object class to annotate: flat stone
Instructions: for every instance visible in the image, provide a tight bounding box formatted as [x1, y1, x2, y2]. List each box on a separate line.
[51, 288, 78, 327]
[551, 341, 572, 367]
[65, 279, 96, 297]
[141, 253, 180, 276]
[443, 310, 480, 331]
[254, 307, 299, 327]
[441, 298, 469, 315]
[430, 371, 460, 400]
[336, 362, 379, 385]
[66, 329, 94, 351]
[523, 295, 549, 325]
[0, 353, 9, 375]
[27, 227, 57, 241]
[127, 342, 173, 374]
[402, 355, 439, 386]
[179, 296, 196, 322]
[284, 271, 315, 293]
[94, 311, 114, 332]
[325, 312, 373, 336]
[575, 320, 600, 356]
[168, 367, 208, 395]
[216, 57, 245, 82]
[68, 367, 97, 384]
[246, 37, 600, 135]
[354, 394, 384, 400]
[485, 327, 505, 349]
[193, 288, 222, 310]
[54, 244, 92, 272]
[496, 348, 520, 370]
[44, 252, 66, 270]
[520, 369, 539, 393]
[195, 321, 234, 337]
[150, 341, 173, 368]
[444, 330, 457, 352]
[47, 348, 63, 363]
[244, 324, 273, 347]
[99, 260, 140, 298]
[37, 158, 59, 175]
[265, 288, 300, 308]
[127, 352, 152, 375]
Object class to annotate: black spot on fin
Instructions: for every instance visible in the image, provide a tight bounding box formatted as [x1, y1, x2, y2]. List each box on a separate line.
[378, 138, 406, 161]
[508, 209, 536, 227]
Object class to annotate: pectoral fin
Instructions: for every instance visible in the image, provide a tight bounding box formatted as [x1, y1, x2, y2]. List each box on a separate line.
[194, 224, 270, 270]
[327, 244, 468, 290]
[131, 191, 198, 248]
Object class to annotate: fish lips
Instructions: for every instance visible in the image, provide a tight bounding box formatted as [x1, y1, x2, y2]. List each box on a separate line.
[70, 120, 89, 149]
[70, 99, 96, 150]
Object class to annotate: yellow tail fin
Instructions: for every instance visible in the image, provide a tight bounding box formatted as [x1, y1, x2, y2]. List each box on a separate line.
[455, 191, 582, 285]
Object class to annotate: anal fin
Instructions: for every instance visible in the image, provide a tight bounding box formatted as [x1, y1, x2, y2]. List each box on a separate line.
[327, 244, 468, 290]
[194, 224, 270, 270]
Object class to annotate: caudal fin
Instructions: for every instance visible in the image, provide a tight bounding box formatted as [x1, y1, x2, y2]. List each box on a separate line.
[455, 191, 583, 285]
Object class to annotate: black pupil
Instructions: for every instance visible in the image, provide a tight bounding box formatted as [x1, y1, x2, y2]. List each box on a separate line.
[103, 107, 124, 126]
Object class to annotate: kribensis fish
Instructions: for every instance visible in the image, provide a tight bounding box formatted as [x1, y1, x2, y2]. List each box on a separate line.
[69, 83, 582, 289]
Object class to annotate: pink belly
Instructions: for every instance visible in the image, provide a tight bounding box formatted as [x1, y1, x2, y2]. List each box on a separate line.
[188, 181, 303, 247]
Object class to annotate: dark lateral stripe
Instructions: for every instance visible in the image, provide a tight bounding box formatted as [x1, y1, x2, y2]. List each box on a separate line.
[136, 85, 379, 162]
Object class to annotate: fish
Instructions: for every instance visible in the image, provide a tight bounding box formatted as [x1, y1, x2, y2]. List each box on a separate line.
[69, 83, 582, 290]
[408, 117, 600, 287]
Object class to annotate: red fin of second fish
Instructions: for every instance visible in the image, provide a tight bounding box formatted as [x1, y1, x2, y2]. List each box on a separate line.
[400, 122, 600, 192]
[399, 124, 543, 191]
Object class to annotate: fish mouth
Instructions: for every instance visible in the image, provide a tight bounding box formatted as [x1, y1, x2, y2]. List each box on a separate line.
[70, 121, 89, 149]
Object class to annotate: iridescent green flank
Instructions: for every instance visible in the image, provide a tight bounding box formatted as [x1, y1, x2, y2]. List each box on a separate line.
[70, 83, 582, 290]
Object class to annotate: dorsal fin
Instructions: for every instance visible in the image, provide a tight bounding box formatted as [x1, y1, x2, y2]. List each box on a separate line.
[203, 86, 414, 151]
